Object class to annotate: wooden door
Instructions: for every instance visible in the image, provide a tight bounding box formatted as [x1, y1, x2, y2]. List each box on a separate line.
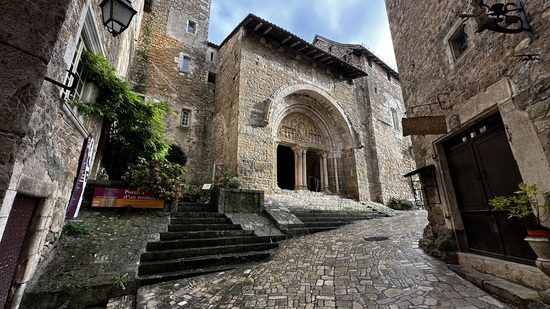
[444, 113, 536, 264]
[0, 196, 39, 309]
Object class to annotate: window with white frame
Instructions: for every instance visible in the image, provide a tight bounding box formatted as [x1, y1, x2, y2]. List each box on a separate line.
[181, 109, 191, 127]
[187, 20, 197, 34]
[61, 7, 104, 102]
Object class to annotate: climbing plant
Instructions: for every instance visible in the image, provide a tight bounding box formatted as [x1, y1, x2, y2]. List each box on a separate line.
[72, 51, 171, 179]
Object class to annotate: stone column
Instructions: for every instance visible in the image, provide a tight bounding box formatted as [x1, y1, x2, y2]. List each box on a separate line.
[333, 156, 340, 194]
[302, 148, 308, 190]
[321, 152, 329, 192]
[292, 146, 302, 190]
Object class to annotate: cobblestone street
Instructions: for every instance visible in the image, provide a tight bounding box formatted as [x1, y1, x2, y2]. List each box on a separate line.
[137, 211, 509, 308]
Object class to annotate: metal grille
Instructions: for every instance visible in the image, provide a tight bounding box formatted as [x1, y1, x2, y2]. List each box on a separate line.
[0, 196, 38, 308]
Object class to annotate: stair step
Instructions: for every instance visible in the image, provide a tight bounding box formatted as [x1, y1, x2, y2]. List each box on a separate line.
[141, 242, 279, 261]
[172, 212, 226, 218]
[160, 230, 255, 241]
[138, 251, 273, 275]
[138, 264, 239, 286]
[177, 205, 217, 212]
[292, 212, 378, 217]
[287, 226, 339, 235]
[298, 216, 374, 222]
[168, 224, 242, 232]
[171, 217, 232, 224]
[301, 221, 349, 228]
[147, 236, 282, 251]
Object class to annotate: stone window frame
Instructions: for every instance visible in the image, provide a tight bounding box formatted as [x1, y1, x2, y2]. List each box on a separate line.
[390, 107, 400, 130]
[181, 55, 191, 72]
[180, 108, 192, 127]
[444, 19, 473, 67]
[186, 19, 197, 35]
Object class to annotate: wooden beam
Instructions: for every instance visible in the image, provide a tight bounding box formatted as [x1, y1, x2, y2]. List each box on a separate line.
[253, 22, 263, 31]
[263, 26, 273, 35]
[290, 41, 301, 48]
[297, 45, 309, 51]
[281, 36, 292, 44]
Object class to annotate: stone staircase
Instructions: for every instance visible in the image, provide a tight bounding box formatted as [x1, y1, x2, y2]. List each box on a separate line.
[138, 202, 285, 285]
[283, 209, 385, 237]
[265, 190, 391, 238]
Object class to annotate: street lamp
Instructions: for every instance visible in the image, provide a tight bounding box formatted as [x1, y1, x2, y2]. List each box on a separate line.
[99, 0, 138, 37]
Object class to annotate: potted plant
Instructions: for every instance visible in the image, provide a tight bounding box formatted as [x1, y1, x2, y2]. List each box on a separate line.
[489, 183, 550, 237]
[489, 183, 550, 277]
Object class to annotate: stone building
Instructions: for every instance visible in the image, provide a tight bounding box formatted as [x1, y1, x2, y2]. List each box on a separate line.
[386, 0, 550, 292]
[0, 0, 143, 307]
[132, 1, 415, 203]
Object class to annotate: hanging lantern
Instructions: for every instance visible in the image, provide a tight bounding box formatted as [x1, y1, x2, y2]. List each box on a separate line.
[99, 0, 138, 37]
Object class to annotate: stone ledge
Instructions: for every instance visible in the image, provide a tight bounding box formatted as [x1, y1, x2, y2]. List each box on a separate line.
[449, 265, 549, 308]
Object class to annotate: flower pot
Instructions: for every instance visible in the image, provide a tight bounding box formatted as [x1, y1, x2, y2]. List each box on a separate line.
[525, 236, 550, 277]
[527, 229, 550, 238]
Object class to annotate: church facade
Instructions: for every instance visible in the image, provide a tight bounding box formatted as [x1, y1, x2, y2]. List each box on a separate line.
[131, 0, 415, 203]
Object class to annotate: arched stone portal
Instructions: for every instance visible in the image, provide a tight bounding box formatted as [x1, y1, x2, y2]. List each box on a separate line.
[272, 89, 358, 198]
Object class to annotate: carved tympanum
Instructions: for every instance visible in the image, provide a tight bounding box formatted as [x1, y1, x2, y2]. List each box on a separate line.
[278, 113, 325, 147]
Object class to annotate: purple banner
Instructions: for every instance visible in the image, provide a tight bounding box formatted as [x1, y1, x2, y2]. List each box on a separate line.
[66, 135, 94, 219]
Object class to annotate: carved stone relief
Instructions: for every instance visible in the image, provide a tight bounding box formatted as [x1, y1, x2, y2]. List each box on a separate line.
[278, 113, 326, 147]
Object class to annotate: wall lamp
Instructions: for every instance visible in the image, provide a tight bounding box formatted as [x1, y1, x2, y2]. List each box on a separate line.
[99, 0, 138, 37]
[459, 0, 533, 37]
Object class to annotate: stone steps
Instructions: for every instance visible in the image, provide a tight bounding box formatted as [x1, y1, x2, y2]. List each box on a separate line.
[283, 209, 384, 238]
[138, 202, 284, 285]
[141, 243, 279, 261]
[139, 251, 273, 275]
[160, 230, 255, 241]
[146, 236, 282, 251]
[170, 217, 232, 224]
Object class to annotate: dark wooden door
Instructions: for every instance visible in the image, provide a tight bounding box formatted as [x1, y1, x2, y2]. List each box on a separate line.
[445, 113, 536, 264]
[0, 196, 39, 309]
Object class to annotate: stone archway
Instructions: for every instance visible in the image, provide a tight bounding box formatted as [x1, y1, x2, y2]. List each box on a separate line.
[270, 87, 359, 198]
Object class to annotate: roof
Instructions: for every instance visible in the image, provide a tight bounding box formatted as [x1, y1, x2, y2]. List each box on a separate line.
[313, 35, 399, 80]
[403, 164, 435, 178]
[219, 14, 367, 80]
[207, 41, 220, 49]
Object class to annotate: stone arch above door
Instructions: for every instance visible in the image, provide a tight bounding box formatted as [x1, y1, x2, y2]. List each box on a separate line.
[277, 113, 329, 149]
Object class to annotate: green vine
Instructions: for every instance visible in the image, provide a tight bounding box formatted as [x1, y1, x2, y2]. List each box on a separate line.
[72, 51, 171, 179]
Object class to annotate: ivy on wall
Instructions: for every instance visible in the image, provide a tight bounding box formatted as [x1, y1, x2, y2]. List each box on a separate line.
[72, 51, 171, 179]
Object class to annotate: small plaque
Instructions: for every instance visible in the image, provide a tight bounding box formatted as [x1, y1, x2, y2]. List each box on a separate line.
[202, 183, 212, 190]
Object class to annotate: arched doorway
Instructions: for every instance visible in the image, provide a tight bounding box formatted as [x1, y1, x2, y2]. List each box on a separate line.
[277, 145, 295, 190]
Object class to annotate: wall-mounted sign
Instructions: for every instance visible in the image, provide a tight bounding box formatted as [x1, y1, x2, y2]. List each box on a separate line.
[92, 188, 165, 209]
[402, 116, 447, 136]
[66, 135, 94, 219]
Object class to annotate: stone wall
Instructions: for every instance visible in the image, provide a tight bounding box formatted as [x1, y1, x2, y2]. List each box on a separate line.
[129, 0, 215, 184]
[385, 0, 550, 248]
[0, 0, 143, 307]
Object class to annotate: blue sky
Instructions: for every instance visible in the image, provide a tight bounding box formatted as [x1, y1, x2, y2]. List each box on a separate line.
[207, 0, 397, 70]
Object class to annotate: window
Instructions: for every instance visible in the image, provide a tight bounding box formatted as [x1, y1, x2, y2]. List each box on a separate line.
[207, 71, 216, 84]
[181, 56, 191, 72]
[62, 37, 88, 100]
[387, 72, 392, 82]
[144, 0, 153, 12]
[187, 20, 197, 34]
[449, 25, 468, 60]
[181, 109, 191, 127]
[210, 51, 215, 62]
[391, 108, 399, 130]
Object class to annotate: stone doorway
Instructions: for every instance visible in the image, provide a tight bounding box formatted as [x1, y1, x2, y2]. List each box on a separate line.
[306, 151, 321, 192]
[277, 145, 295, 190]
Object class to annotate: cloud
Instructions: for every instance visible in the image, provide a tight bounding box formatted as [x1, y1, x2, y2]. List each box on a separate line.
[208, 0, 397, 69]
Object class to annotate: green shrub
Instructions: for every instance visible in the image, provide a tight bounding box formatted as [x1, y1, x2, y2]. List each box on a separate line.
[182, 184, 213, 203]
[387, 197, 414, 210]
[63, 220, 90, 236]
[122, 158, 187, 201]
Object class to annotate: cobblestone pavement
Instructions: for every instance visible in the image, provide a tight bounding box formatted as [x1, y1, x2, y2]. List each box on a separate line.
[137, 210, 510, 308]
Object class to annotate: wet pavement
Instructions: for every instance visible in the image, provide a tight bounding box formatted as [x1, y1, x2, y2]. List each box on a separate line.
[136, 210, 510, 308]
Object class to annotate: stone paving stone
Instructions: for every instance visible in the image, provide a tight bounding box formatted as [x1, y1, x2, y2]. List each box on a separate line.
[136, 210, 511, 308]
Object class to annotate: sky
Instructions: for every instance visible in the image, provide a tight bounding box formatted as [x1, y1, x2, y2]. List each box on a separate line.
[207, 0, 398, 70]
